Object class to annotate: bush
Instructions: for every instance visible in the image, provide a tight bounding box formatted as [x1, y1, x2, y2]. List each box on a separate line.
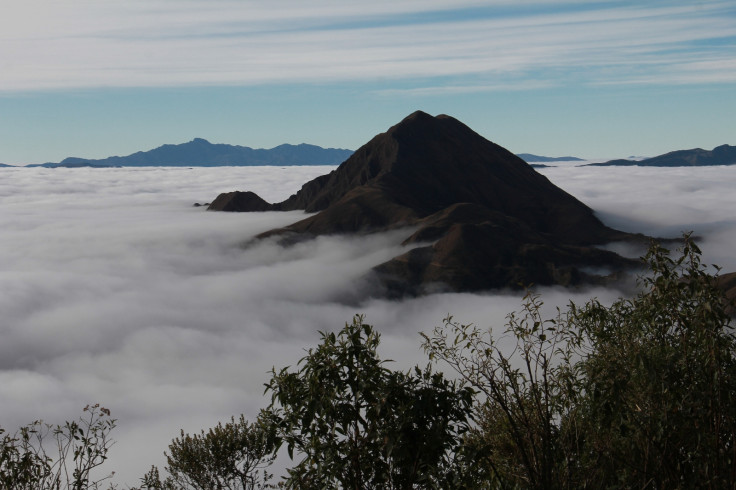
[264, 315, 474, 489]
[571, 238, 736, 488]
[424, 236, 736, 489]
[0, 404, 116, 490]
[138, 414, 276, 490]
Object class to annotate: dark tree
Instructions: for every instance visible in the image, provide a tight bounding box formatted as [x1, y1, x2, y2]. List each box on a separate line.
[265, 315, 474, 489]
[138, 414, 276, 490]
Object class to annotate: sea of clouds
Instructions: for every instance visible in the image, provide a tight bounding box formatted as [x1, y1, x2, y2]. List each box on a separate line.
[1, 163, 735, 486]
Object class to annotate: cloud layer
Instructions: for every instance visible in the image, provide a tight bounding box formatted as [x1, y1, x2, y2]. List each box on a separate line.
[1, 163, 735, 485]
[2, 1, 735, 91]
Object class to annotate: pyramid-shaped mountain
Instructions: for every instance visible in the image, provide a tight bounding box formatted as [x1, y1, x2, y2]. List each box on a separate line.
[209, 111, 643, 295]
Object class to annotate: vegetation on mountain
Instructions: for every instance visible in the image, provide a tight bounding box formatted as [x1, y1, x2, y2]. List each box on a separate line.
[3, 238, 735, 489]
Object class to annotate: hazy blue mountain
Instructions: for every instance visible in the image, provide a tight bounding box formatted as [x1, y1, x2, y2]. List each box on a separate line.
[586, 144, 736, 167]
[0, 163, 16, 167]
[19, 140, 594, 169]
[516, 153, 583, 162]
[27, 138, 354, 167]
[29, 162, 113, 168]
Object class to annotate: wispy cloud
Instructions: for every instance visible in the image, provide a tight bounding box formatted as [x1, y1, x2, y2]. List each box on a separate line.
[374, 81, 556, 97]
[1, 1, 734, 91]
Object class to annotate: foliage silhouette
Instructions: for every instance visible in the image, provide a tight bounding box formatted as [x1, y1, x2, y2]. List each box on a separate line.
[0, 404, 116, 490]
[264, 316, 474, 489]
[137, 414, 276, 490]
[423, 235, 736, 489]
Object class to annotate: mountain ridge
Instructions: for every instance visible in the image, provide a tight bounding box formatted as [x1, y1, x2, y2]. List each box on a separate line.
[586, 144, 736, 167]
[26, 139, 354, 168]
[516, 153, 583, 162]
[11, 138, 588, 169]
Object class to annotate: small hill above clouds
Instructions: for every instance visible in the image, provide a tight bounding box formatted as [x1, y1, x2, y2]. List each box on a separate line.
[516, 153, 583, 162]
[209, 111, 647, 296]
[586, 144, 736, 167]
[27, 139, 353, 167]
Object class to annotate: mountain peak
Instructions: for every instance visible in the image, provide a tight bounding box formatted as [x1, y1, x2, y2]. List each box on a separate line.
[208, 112, 643, 295]
[388, 111, 468, 138]
[398, 110, 434, 123]
[189, 138, 211, 145]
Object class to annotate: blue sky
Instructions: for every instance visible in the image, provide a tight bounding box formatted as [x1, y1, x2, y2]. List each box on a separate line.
[1, 0, 734, 164]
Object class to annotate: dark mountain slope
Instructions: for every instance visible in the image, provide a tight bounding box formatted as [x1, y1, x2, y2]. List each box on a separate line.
[374, 202, 634, 295]
[209, 111, 645, 294]
[212, 112, 626, 242]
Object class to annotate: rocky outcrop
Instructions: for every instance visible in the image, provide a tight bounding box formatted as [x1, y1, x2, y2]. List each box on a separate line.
[207, 191, 273, 212]
[209, 111, 646, 295]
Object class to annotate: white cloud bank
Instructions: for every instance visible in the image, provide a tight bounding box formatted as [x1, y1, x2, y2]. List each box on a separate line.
[1, 1, 734, 91]
[1, 163, 735, 485]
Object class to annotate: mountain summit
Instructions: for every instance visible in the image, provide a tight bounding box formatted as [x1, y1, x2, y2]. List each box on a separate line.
[209, 111, 643, 295]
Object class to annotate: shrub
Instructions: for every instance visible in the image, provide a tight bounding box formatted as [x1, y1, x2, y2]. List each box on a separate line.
[264, 315, 474, 489]
[0, 404, 116, 490]
[138, 414, 276, 490]
[424, 236, 736, 489]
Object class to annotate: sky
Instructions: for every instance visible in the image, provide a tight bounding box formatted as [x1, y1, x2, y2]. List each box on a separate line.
[1, 0, 735, 164]
[2, 163, 736, 485]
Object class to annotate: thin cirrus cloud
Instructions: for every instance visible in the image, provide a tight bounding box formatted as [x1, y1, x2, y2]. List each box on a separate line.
[1, 163, 736, 485]
[1, 1, 734, 92]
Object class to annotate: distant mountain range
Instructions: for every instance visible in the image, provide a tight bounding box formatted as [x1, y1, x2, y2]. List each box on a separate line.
[26, 139, 354, 168]
[5, 139, 733, 169]
[18, 138, 582, 168]
[516, 153, 583, 163]
[587, 144, 736, 167]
